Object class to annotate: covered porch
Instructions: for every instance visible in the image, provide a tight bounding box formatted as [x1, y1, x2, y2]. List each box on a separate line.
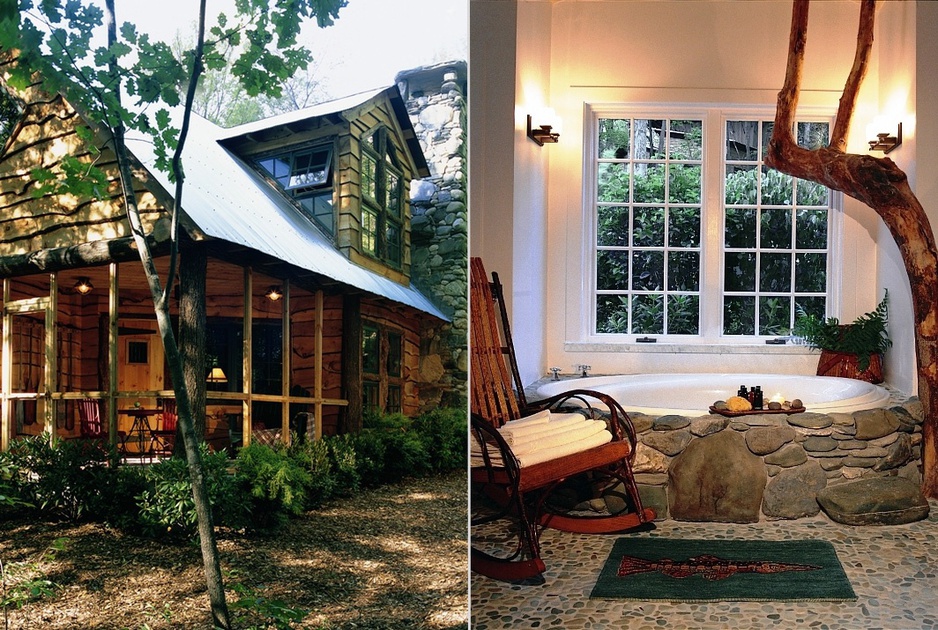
[0, 249, 421, 458]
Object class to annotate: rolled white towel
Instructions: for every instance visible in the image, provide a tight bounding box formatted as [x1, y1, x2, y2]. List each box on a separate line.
[499, 412, 588, 445]
[510, 419, 607, 455]
[513, 429, 613, 468]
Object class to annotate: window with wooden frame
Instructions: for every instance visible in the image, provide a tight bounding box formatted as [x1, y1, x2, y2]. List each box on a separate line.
[362, 321, 404, 414]
[361, 126, 404, 268]
[254, 143, 336, 235]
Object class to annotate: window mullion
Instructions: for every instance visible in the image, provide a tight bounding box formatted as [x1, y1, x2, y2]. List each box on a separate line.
[700, 110, 724, 339]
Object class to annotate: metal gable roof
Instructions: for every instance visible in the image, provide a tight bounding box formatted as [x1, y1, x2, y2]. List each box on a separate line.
[125, 107, 447, 321]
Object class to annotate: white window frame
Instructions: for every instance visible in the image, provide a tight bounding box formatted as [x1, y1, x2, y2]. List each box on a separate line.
[580, 103, 843, 349]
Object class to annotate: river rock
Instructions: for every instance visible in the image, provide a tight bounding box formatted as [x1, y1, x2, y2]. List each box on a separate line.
[652, 415, 691, 431]
[689, 415, 727, 437]
[854, 408, 900, 440]
[873, 433, 914, 472]
[668, 430, 765, 523]
[764, 443, 808, 467]
[762, 461, 827, 519]
[802, 436, 839, 453]
[817, 477, 930, 525]
[642, 429, 694, 456]
[787, 412, 833, 429]
[745, 426, 796, 455]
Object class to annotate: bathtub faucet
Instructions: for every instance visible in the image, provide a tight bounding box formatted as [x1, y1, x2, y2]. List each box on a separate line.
[576, 364, 591, 377]
[549, 367, 562, 381]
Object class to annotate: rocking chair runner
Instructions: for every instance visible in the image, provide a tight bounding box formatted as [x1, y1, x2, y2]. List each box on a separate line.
[470, 257, 655, 582]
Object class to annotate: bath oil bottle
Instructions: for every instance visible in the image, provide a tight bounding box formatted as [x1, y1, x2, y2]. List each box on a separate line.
[753, 386, 763, 410]
[737, 385, 748, 398]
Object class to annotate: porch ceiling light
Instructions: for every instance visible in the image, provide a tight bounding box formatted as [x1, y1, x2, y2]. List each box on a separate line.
[265, 286, 283, 302]
[869, 122, 902, 154]
[74, 277, 94, 294]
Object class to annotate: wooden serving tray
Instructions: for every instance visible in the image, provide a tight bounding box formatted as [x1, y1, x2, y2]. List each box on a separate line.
[708, 405, 806, 417]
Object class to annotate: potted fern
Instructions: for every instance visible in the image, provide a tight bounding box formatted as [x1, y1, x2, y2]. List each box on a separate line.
[792, 292, 891, 384]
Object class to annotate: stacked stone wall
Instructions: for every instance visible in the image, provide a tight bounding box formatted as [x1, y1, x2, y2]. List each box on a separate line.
[396, 61, 468, 411]
[628, 399, 924, 522]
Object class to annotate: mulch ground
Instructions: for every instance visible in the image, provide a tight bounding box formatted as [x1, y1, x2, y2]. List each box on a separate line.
[0, 470, 468, 629]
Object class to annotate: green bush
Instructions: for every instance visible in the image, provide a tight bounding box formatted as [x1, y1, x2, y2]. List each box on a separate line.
[326, 434, 360, 496]
[235, 443, 312, 529]
[287, 437, 335, 509]
[135, 444, 247, 539]
[412, 407, 468, 473]
[2, 436, 113, 522]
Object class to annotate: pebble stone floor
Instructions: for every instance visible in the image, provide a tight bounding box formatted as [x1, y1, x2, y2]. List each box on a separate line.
[470, 502, 938, 630]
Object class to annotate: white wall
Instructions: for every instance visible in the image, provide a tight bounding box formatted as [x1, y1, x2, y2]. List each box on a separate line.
[472, 0, 928, 394]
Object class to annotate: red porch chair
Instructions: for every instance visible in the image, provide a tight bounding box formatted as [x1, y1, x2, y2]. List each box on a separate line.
[150, 398, 178, 457]
[78, 398, 126, 447]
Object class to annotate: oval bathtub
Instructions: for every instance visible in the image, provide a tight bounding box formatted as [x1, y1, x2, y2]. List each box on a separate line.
[535, 373, 893, 416]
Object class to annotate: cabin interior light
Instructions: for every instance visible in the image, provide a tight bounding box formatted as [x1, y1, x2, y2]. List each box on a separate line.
[265, 286, 283, 301]
[527, 109, 560, 146]
[74, 277, 94, 294]
[868, 122, 902, 154]
[206, 366, 228, 384]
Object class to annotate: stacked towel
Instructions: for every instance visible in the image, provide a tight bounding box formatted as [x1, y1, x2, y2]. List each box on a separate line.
[472, 410, 613, 468]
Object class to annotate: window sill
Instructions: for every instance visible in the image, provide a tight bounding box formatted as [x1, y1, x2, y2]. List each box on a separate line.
[564, 341, 820, 355]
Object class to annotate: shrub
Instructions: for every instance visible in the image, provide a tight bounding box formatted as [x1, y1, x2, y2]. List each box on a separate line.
[287, 438, 335, 509]
[235, 443, 312, 529]
[326, 434, 360, 496]
[135, 444, 247, 539]
[412, 407, 468, 473]
[3, 436, 113, 522]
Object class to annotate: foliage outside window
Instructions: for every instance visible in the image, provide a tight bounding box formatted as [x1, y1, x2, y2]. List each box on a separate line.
[255, 144, 335, 235]
[361, 127, 404, 268]
[591, 107, 834, 340]
[362, 322, 403, 414]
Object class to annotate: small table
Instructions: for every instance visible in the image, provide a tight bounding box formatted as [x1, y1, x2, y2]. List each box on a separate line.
[119, 408, 162, 457]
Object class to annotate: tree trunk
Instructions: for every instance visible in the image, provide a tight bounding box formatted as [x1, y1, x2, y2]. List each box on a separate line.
[180, 245, 208, 442]
[765, 0, 938, 497]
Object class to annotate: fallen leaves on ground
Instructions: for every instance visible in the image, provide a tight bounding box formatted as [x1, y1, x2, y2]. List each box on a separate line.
[0, 470, 468, 629]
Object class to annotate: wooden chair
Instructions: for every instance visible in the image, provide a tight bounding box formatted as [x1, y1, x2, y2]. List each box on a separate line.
[150, 398, 178, 458]
[470, 257, 655, 583]
[78, 398, 106, 440]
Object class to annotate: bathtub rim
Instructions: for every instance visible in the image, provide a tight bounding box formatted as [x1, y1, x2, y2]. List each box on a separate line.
[534, 372, 895, 416]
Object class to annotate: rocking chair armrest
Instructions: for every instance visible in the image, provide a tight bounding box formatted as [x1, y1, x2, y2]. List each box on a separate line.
[470, 413, 522, 481]
[524, 388, 638, 456]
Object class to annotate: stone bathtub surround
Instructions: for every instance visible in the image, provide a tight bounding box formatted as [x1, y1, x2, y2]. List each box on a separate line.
[622, 399, 924, 522]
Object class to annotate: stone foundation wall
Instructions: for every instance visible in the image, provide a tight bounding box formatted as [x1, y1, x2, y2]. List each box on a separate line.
[629, 398, 924, 522]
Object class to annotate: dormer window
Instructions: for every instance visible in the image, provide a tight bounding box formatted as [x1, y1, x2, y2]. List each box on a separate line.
[361, 127, 404, 268]
[255, 144, 335, 235]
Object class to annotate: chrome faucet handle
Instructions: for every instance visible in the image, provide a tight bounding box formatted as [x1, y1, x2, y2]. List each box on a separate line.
[549, 367, 562, 381]
[576, 364, 591, 377]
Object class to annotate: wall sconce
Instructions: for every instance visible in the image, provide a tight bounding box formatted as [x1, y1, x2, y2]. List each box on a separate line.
[527, 111, 560, 146]
[265, 286, 283, 301]
[868, 122, 902, 154]
[206, 365, 228, 384]
[74, 277, 94, 294]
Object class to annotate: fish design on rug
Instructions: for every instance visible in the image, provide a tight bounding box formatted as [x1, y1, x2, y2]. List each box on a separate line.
[617, 554, 822, 581]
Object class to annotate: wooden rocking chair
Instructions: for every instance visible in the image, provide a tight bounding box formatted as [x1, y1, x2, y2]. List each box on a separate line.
[470, 257, 655, 583]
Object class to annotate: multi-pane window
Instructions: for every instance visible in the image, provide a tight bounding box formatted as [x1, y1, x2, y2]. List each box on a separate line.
[723, 120, 830, 335]
[590, 107, 834, 341]
[595, 118, 703, 335]
[361, 127, 404, 268]
[362, 322, 403, 414]
[255, 144, 335, 235]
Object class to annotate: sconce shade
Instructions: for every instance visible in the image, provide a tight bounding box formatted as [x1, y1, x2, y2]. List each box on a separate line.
[207, 366, 228, 384]
[869, 122, 902, 154]
[74, 277, 94, 294]
[527, 114, 560, 146]
[265, 286, 283, 301]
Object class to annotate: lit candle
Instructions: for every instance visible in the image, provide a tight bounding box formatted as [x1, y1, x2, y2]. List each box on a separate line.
[770, 393, 785, 404]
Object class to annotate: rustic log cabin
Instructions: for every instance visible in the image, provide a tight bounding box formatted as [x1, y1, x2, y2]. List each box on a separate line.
[0, 70, 450, 456]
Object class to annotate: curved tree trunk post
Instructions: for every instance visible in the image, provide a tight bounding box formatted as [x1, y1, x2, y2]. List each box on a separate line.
[765, 0, 938, 497]
[180, 245, 208, 443]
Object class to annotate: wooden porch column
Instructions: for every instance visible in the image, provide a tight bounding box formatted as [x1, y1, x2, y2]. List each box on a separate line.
[281, 279, 291, 445]
[314, 289, 324, 440]
[242, 267, 252, 447]
[108, 262, 119, 447]
[44, 273, 57, 444]
[1, 279, 9, 452]
[341, 293, 362, 434]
